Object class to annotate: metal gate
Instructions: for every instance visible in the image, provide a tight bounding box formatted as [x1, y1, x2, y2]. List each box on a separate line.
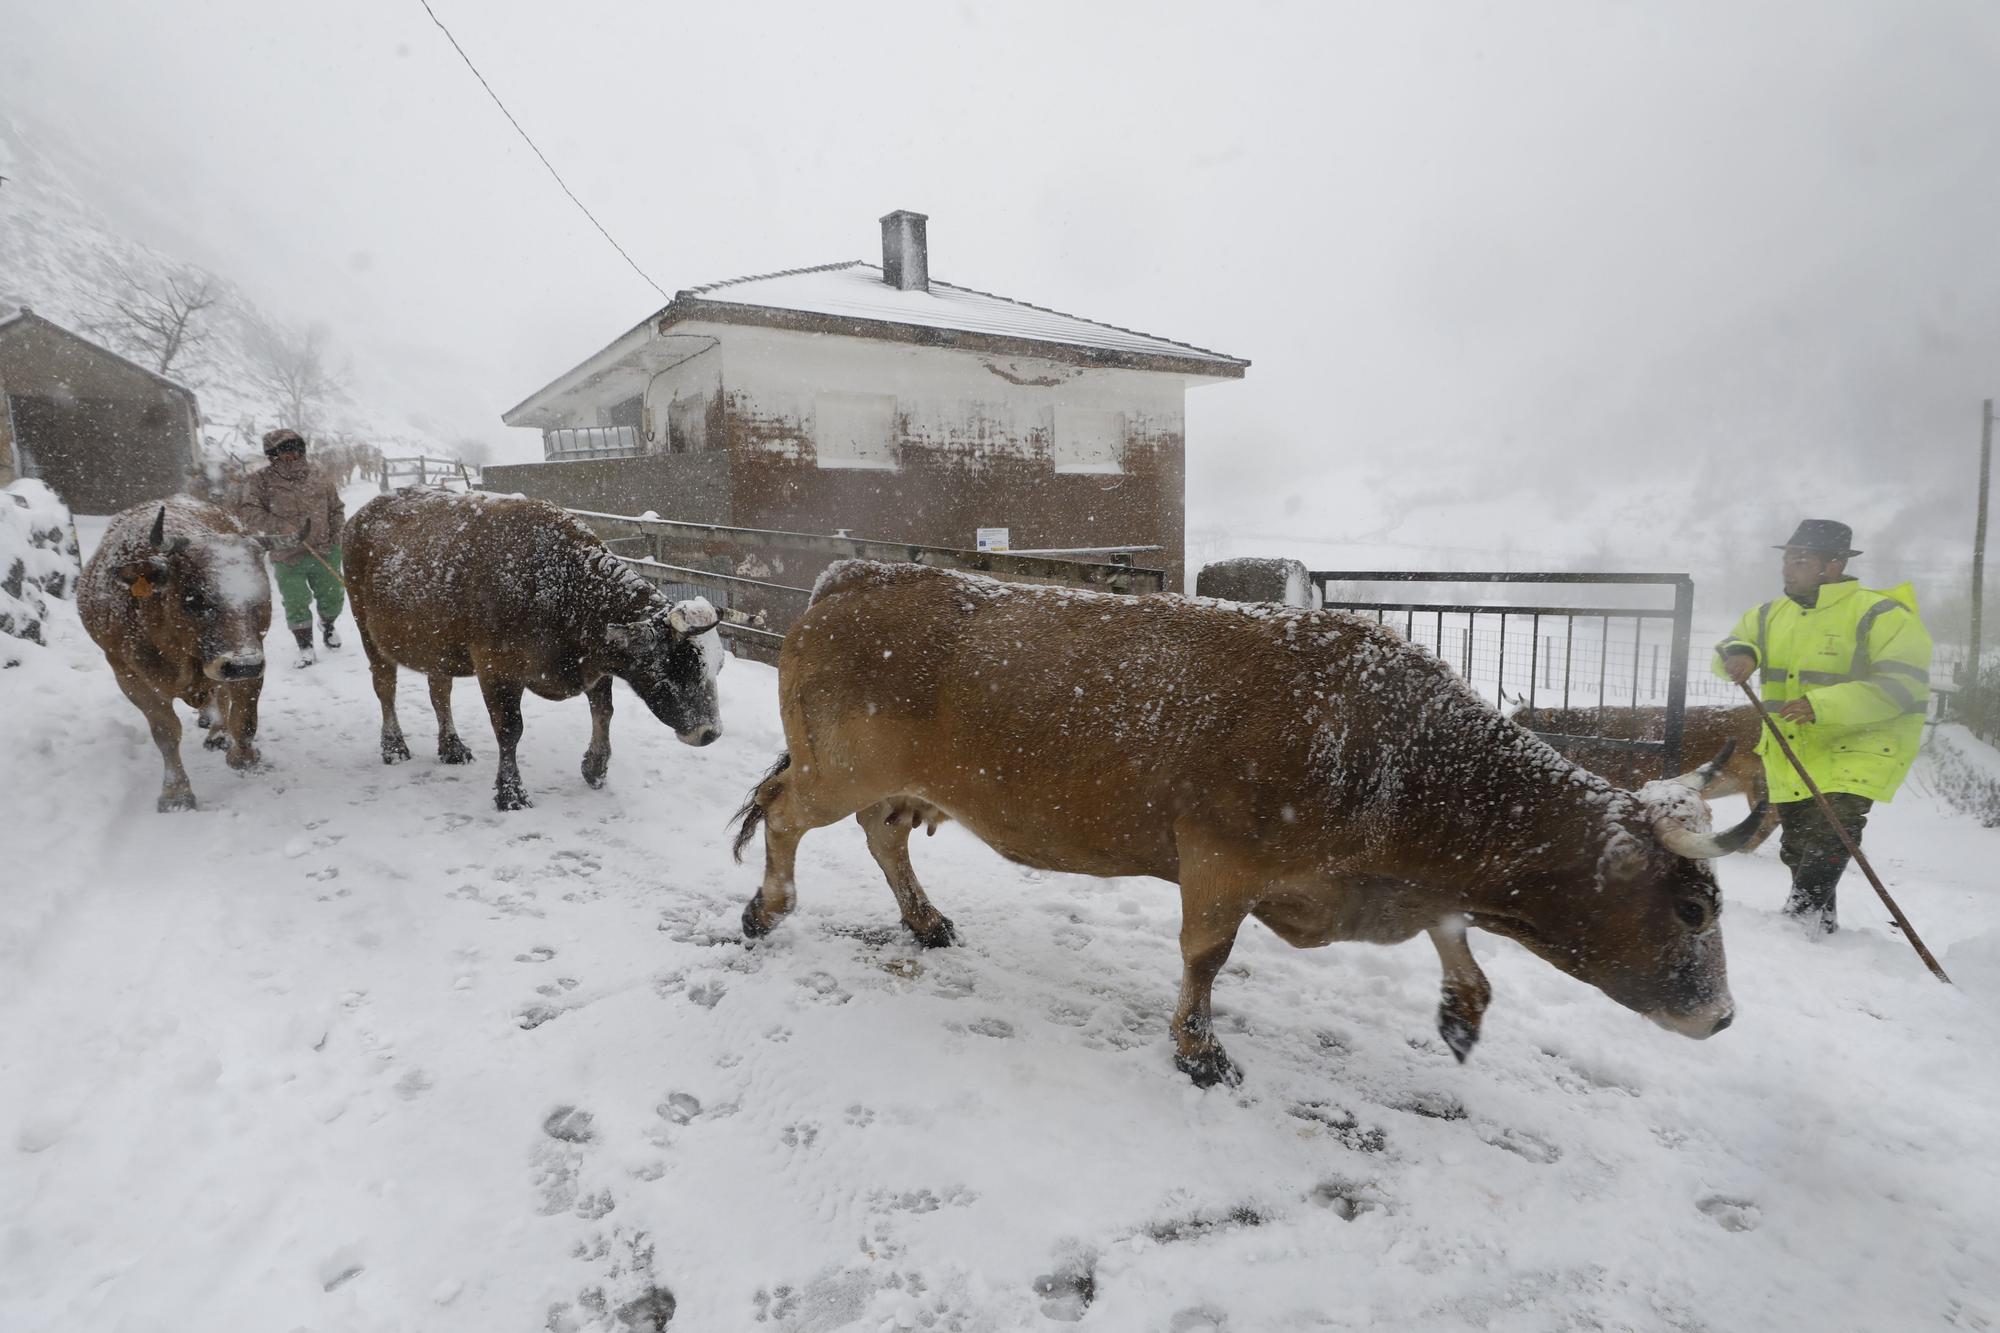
[1310, 570, 1697, 780]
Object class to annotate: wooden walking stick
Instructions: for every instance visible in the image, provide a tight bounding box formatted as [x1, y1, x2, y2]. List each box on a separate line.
[299, 540, 347, 591]
[1737, 680, 1951, 983]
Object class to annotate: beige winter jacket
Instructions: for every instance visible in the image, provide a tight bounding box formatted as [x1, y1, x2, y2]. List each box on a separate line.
[235, 460, 345, 564]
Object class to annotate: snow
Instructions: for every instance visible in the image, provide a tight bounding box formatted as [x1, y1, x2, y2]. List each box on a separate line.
[3, 537, 2000, 1330]
[681, 262, 1245, 368]
[0, 478, 80, 658]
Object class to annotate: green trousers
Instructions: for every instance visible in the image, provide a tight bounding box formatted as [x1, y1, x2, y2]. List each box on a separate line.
[275, 546, 344, 628]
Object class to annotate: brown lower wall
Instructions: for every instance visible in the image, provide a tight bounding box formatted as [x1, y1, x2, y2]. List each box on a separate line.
[726, 445, 1183, 592]
[481, 452, 734, 524]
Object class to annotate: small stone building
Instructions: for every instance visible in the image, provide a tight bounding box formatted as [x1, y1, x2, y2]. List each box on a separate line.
[490, 211, 1248, 590]
[0, 308, 202, 514]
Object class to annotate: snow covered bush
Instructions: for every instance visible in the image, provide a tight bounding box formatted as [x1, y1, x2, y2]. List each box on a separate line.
[0, 478, 81, 661]
[1925, 723, 2000, 828]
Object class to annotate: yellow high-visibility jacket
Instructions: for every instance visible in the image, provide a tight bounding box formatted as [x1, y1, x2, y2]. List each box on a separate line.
[1712, 579, 1932, 803]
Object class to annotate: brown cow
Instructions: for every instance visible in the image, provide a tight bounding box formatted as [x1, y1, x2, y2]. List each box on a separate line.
[732, 562, 1763, 1088]
[1510, 701, 1776, 851]
[79, 500, 272, 811]
[344, 491, 724, 811]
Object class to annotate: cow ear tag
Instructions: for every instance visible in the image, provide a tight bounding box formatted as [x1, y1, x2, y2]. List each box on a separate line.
[129, 576, 154, 598]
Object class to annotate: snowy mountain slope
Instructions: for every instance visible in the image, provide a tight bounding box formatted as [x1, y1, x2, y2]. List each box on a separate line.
[0, 111, 465, 463]
[2, 509, 1998, 1330]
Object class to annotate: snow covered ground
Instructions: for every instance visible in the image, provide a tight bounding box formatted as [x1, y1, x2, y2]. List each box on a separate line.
[5, 503, 2000, 1332]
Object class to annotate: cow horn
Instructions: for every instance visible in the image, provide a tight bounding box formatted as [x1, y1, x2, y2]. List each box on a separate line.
[1668, 739, 1737, 796]
[1653, 800, 1768, 859]
[149, 506, 167, 548]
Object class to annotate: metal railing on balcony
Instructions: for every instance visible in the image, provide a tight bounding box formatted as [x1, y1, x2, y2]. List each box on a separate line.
[543, 426, 645, 461]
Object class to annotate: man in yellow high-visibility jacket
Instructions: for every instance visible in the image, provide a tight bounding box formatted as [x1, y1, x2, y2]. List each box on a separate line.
[1714, 519, 1933, 934]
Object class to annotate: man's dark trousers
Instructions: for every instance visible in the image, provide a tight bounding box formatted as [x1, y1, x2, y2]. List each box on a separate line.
[1776, 792, 1873, 930]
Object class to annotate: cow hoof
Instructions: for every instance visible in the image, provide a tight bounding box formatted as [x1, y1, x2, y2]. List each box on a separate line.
[495, 786, 532, 812]
[157, 790, 198, 813]
[1174, 1048, 1243, 1089]
[439, 737, 474, 765]
[382, 738, 412, 765]
[203, 729, 231, 751]
[906, 914, 957, 949]
[1438, 1009, 1481, 1063]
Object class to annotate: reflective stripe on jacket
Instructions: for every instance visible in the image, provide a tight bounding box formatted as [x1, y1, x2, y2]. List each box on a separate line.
[1712, 579, 1932, 802]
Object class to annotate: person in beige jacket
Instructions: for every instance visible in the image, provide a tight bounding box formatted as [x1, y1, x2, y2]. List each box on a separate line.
[236, 428, 345, 666]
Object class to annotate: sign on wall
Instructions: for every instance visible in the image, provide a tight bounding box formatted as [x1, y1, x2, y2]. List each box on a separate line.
[976, 527, 1010, 552]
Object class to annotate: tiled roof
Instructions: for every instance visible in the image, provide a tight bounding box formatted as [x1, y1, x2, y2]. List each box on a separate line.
[676, 262, 1246, 368]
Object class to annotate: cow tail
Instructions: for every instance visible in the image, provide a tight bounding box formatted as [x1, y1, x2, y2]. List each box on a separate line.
[730, 751, 792, 862]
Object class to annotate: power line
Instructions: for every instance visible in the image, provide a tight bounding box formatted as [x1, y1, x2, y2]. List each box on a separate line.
[416, 0, 669, 301]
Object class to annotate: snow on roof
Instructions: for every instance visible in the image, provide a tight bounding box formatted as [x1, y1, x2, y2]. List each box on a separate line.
[678, 262, 1247, 369]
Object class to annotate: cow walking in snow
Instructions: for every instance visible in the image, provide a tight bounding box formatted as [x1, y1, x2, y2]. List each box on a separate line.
[79, 501, 272, 811]
[343, 491, 724, 811]
[732, 561, 1764, 1088]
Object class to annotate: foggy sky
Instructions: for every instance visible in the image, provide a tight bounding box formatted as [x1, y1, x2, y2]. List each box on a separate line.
[5, 0, 2000, 612]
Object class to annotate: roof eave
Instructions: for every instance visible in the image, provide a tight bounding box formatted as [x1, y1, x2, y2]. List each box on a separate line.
[500, 309, 667, 427]
[662, 299, 1248, 380]
[0, 309, 201, 402]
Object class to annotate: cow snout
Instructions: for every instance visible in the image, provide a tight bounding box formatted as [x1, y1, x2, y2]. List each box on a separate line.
[207, 654, 266, 682]
[1647, 1001, 1736, 1039]
[677, 723, 722, 747]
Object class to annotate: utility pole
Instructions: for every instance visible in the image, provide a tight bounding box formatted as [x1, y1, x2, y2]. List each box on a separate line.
[1974, 399, 1993, 684]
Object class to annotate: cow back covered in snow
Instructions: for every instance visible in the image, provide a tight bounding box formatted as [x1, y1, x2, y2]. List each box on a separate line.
[1511, 700, 1775, 850]
[78, 498, 272, 811]
[734, 560, 1762, 1087]
[344, 490, 724, 810]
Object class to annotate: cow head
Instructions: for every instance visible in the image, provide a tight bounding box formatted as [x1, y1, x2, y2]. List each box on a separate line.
[603, 597, 724, 746]
[1483, 744, 1759, 1039]
[115, 507, 272, 681]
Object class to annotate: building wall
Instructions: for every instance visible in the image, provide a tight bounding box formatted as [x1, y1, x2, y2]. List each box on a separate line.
[0, 321, 199, 515]
[0, 369, 14, 488]
[481, 451, 733, 525]
[704, 323, 1188, 588]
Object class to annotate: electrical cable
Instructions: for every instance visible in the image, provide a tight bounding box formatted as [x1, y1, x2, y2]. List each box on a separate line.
[416, 0, 669, 301]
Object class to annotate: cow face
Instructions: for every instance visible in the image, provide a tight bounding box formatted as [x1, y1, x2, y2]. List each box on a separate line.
[1497, 795, 1747, 1040]
[603, 598, 724, 746]
[116, 515, 272, 681]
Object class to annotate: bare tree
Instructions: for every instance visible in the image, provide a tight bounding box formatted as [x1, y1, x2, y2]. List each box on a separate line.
[247, 317, 348, 438]
[88, 265, 219, 381]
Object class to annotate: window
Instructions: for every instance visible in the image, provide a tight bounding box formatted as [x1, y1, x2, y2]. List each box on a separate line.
[814, 392, 897, 469]
[1052, 406, 1124, 474]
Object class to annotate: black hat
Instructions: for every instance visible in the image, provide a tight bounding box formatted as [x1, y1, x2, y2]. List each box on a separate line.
[1774, 519, 1860, 558]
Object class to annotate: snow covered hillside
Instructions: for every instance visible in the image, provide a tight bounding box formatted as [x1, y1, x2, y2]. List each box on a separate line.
[0, 112, 470, 464]
[3, 509, 1999, 1330]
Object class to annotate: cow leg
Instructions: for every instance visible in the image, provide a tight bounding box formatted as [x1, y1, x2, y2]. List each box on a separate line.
[1428, 921, 1492, 1063]
[740, 758, 864, 939]
[222, 680, 262, 771]
[479, 675, 531, 811]
[117, 673, 196, 812]
[581, 676, 612, 788]
[856, 800, 956, 948]
[365, 634, 411, 764]
[430, 674, 473, 764]
[196, 686, 229, 750]
[1171, 850, 1252, 1088]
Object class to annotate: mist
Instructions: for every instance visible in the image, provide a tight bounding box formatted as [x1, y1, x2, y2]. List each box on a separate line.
[6, 0, 1999, 627]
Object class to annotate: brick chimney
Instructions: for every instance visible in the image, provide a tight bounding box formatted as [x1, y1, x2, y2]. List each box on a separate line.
[880, 210, 929, 292]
